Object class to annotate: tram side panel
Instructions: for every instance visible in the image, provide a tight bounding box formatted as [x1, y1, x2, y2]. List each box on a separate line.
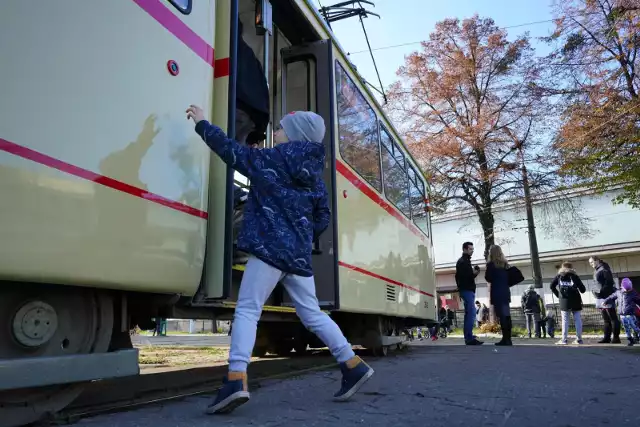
[332, 61, 435, 321]
[0, 0, 216, 295]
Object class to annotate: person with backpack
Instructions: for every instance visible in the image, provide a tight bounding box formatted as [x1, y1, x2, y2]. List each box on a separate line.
[589, 256, 621, 344]
[521, 285, 542, 338]
[550, 262, 586, 345]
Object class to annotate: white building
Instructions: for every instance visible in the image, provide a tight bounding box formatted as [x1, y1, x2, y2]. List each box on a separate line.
[432, 188, 640, 310]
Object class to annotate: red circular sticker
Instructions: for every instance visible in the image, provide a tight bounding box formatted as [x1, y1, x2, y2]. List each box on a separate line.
[167, 60, 179, 76]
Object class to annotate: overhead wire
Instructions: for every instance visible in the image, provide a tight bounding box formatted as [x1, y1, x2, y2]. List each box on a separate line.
[347, 12, 603, 55]
[356, 0, 387, 103]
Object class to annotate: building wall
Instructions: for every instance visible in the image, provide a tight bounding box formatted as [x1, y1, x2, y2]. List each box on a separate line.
[432, 188, 640, 309]
[432, 188, 640, 269]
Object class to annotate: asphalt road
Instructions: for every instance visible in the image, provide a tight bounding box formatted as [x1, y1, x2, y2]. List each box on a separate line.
[77, 338, 640, 427]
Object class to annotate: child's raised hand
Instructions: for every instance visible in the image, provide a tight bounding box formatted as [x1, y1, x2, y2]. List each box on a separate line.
[186, 105, 205, 124]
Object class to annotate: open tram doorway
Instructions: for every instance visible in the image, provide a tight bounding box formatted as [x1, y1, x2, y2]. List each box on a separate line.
[212, 0, 338, 310]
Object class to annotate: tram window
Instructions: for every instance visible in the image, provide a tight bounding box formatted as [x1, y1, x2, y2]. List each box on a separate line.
[381, 127, 411, 218]
[408, 164, 430, 236]
[168, 0, 192, 14]
[285, 60, 315, 113]
[335, 63, 382, 191]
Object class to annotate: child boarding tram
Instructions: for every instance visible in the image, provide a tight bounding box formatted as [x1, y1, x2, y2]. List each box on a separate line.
[0, 0, 436, 424]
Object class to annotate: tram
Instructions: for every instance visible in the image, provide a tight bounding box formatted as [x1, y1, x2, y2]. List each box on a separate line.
[0, 0, 437, 424]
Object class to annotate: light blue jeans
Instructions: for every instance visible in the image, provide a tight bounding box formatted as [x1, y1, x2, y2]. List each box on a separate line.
[460, 290, 476, 343]
[621, 315, 640, 340]
[228, 256, 355, 372]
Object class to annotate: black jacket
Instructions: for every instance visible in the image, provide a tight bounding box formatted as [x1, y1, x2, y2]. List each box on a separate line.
[550, 267, 586, 312]
[485, 262, 511, 306]
[593, 261, 615, 299]
[455, 253, 477, 293]
[237, 21, 269, 134]
[521, 289, 541, 314]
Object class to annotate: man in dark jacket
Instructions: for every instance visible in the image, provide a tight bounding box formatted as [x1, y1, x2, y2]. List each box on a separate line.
[589, 256, 621, 344]
[455, 242, 483, 345]
[521, 285, 542, 338]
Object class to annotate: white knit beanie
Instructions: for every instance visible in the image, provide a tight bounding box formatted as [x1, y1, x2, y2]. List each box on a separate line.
[280, 111, 326, 143]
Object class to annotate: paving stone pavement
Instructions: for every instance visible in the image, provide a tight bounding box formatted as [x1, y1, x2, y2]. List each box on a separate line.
[77, 339, 640, 427]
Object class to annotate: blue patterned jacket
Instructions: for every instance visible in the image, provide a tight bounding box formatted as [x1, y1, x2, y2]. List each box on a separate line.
[195, 120, 330, 277]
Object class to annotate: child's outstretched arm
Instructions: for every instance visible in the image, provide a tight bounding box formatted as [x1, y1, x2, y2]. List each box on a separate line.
[312, 180, 330, 240]
[187, 105, 262, 179]
[602, 292, 619, 305]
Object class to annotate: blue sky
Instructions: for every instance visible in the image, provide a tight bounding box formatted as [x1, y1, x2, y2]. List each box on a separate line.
[309, 0, 557, 101]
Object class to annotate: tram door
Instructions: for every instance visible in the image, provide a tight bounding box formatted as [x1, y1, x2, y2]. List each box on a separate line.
[281, 41, 338, 309]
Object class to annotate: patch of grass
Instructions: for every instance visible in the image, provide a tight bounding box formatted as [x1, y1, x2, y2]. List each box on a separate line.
[139, 354, 168, 365]
[136, 345, 229, 367]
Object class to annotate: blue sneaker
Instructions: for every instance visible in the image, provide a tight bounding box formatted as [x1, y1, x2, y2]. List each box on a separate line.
[206, 372, 250, 414]
[333, 356, 374, 401]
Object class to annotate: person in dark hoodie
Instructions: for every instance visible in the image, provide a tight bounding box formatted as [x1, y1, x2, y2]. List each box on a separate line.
[589, 256, 621, 344]
[601, 278, 640, 346]
[186, 105, 373, 414]
[521, 285, 542, 338]
[550, 262, 586, 345]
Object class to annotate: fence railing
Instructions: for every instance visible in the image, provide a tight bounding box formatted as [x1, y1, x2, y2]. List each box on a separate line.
[454, 305, 605, 330]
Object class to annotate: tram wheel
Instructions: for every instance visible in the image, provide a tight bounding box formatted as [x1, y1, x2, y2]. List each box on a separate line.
[271, 339, 293, 357]
[372, 345, 388, 357]
[293, 340, 308, 356]
[252, 345, 268, 358]
[0, 284, 114, 427]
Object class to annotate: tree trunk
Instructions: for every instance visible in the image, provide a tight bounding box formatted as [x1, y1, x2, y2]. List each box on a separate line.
[476, 207, 495, 260]
[476, 205, 496, 323]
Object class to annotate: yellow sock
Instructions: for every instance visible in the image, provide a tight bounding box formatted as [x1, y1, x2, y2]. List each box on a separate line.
[228, 371, 248, 391]
[345, 355, 364, 369]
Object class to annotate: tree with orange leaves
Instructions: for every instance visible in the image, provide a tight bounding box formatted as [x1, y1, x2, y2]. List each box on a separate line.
[387, 15, 566, 258]
[546, 0, 640, 207]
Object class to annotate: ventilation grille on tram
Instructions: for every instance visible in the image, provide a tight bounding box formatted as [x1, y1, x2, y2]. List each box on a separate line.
[386, 284, 396, 302]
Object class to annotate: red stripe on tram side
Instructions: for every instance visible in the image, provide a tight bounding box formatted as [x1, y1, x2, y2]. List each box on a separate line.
[132, 0, 231, 77]
[335, 160, 428, 243]
[214, 57, 231, 78]
[0, 138, 209, 219]
[0, 1, 235, 219]
[338, 261, 435, 297]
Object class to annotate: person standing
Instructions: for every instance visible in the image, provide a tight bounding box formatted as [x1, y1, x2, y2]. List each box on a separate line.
[550, 262, 586, 345]
[545, 310, 556, 339]
[601, 278, 640, 346]
[589, 256, 621, 344]
[521, 285, 542, 338]
[538, 298, 547, 338]
[481, 304, 490, 325]
[475, 301, 482, 327]
[455, 242, 483, 345]
[485, 245, 513, 346]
